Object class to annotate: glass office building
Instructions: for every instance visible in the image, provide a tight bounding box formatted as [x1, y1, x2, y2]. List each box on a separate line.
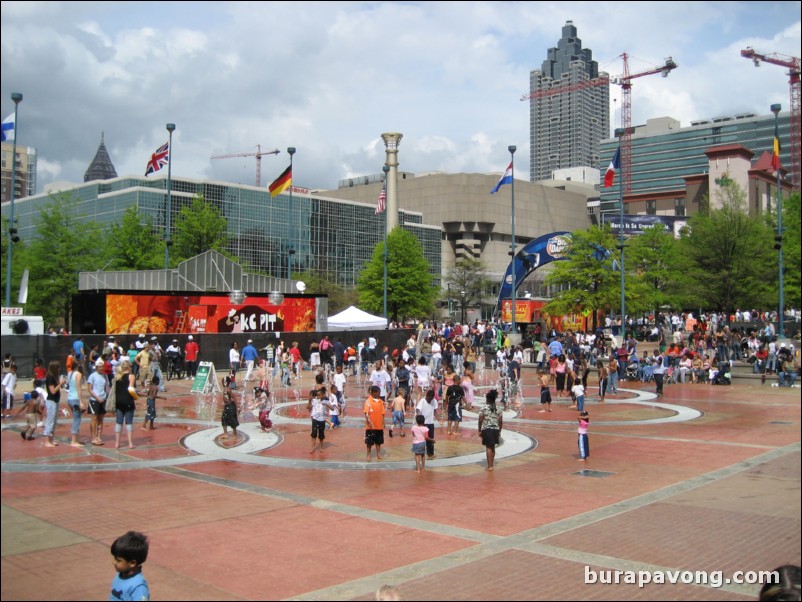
[598, 111, 793, 215]
[1, 175, 442, 287]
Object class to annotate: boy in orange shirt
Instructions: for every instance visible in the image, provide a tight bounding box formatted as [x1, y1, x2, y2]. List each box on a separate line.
[363, 385, 386, 460]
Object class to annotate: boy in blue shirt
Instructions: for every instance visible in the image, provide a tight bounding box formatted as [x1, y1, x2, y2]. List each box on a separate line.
[110, 531, 150, 601]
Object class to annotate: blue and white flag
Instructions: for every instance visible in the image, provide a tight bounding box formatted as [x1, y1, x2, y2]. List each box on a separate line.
[1, 113, 15, 142]
[490, 162, 513, 194]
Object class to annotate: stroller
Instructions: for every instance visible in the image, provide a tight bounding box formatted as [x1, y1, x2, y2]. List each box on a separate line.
[712, 362, 731, 386]
[626, 361, 640, 381]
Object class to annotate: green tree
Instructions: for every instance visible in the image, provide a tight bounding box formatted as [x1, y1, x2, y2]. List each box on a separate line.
[626, 224, 691, 316]
[442, 258, 490, 323]
[357, 227, 437, 322]
[171, 195, 229, 263]
[780, 192, 800, 308]
[293, 269, 358, 315]
[107, 206, 165, 270]
[22, 193, 105, 327]
[542, 225, 621, 330]
[677, 181, 775, 311]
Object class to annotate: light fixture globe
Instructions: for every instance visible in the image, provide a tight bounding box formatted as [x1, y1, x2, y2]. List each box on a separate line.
[228, 290, 246, 305]
[268, 291, 284, 305]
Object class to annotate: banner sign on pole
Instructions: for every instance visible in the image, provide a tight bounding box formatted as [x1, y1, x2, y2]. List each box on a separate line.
[191, 362, 218, 394]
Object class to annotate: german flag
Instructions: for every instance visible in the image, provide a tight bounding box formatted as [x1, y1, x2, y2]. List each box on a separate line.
[772, 120, 781, 172]
[269, 165, 292, 197]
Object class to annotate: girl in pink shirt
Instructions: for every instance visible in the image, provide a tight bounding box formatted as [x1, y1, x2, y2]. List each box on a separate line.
[411, 415, 433, 473]
[577, 411, 590, 462]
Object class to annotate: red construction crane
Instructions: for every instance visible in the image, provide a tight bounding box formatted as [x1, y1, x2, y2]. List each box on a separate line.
[210, 145, 281, 187]
[740, 47, 801, 192]
[613, 53, 678, 195]
[520, 74, 610, 102]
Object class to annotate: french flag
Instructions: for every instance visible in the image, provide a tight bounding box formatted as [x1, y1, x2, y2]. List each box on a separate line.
[490, 162, 513, 194]
[603, 148, 620, 188]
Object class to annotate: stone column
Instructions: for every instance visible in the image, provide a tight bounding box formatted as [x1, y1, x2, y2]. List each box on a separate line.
[381, 132, 403, 231]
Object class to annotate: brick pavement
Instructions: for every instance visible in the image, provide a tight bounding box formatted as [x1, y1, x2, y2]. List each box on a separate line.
[1, 369, 799, 601]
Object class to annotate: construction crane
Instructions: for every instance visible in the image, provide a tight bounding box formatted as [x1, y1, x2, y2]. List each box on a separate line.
[520, 74, 610, 102]
[612, 53, 677, 195]
[740, 47, 801, 192]
[210, 145, 280, 187]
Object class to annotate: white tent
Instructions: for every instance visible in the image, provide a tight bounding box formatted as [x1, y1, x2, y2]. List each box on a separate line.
[327, 306, 387, 331]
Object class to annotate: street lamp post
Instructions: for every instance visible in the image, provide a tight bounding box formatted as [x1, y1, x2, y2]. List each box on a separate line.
[5, 92, 22, 307]
[287, 147, 296, 280]
[771, 104, 785, 339]
[509, 145, 517, 337]
[615, 127, 626, 340]
[460, 290, 466, 324]
[164, 123, 175, 269]
[382, 164, 389, 323]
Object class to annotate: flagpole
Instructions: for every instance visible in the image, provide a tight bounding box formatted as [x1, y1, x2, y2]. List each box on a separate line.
[382, 165, 389, 323]
[771, 104, 785, 339]
[165, 123, 175, 270]
[287, 147, 296, 281]
[5, 92, 22, 308]
[615, 128, 626, 341]
[508, 145, 517, 338]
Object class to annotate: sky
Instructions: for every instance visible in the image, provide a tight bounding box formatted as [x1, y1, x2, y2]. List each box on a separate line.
[1, 1, 800, 195]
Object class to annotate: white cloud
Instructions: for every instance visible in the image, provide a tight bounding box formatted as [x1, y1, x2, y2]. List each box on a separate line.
[1, 1, 799, 193]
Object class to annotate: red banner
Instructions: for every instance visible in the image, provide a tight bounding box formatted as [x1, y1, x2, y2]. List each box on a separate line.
[500, 299, 590, 333]
[105, 294, 317, 334]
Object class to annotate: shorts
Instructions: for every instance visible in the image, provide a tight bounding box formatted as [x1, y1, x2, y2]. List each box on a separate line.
[366, 428, 384, 447]
[87, 398, 101, 415]
[311, 419, 326, 440]
[481, 429, 500, 447]
[412, 442, 425, 455]
[392, 410, 405, 427]
[540, 387, 552, 404]
[145, 398, 156, 421]
[447, 406, 462, 422]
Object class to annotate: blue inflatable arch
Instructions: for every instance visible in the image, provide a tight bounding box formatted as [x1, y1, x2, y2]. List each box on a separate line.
[495, 231, 572, 311]
[495, 231, 616, 311]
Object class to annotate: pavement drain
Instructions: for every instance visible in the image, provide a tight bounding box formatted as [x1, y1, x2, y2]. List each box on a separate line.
[769, 421, 794, 424]
[573, 469, 615, 478]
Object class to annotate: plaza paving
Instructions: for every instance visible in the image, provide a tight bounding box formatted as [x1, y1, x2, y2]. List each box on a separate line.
[1, 366, 799, 601]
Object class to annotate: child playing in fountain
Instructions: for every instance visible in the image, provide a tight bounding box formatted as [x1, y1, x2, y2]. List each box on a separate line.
[220, 376, 239, 440]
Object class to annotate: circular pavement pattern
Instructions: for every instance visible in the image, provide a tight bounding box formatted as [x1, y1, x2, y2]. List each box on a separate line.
[1, 388, 699, 473]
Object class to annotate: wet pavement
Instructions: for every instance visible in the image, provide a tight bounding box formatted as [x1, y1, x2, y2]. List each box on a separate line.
[1, 365, 799, 600]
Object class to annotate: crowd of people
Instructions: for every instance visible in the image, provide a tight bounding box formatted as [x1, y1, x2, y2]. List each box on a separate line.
[3, 309, 799, 457]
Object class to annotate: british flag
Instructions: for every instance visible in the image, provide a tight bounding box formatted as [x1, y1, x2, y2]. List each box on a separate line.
[375, 181, 386, 214]
[145, 142, 169, 176]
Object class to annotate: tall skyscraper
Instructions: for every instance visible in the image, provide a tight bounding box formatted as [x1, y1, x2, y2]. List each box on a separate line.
[83, 133, 118, 182]
[528, 21, 609, 182]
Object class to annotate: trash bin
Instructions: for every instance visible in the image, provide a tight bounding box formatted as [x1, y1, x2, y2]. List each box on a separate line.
[484, 345, 496, 368]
